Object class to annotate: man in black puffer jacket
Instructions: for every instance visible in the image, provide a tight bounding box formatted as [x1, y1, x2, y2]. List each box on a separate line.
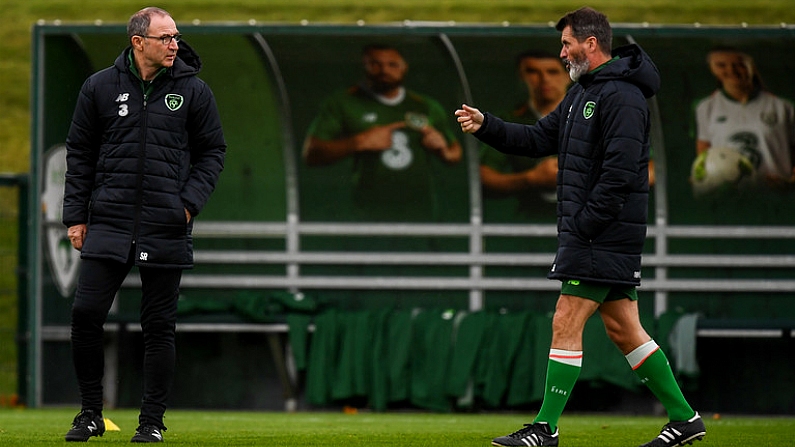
[456, 7, 705, 447]
[62, 6, 225, 443]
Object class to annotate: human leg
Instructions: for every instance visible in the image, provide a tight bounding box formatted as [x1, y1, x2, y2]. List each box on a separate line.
[534, 293, 599, 427]
[492, 293, 598, 446]
[137, 266, 182, 431]
[67, 257, 131, 441]
[71, 257, 132, 411]
[628, 341, 696, 422]
[597, 296, 650, 354]
[600, 299, 695, 421]
[599, 299, 705, 446]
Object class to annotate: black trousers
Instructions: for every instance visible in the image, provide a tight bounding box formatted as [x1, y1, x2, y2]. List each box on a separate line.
[71, 253, 182, 429]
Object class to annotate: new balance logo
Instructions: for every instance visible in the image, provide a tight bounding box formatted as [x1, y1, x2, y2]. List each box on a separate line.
[87, 422, 98, 433]
[116, 93, 130, 117]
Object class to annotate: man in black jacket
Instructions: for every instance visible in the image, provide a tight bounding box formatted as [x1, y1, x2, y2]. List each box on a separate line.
[62, 6, 225, 443]
[456, 7, 704, 447]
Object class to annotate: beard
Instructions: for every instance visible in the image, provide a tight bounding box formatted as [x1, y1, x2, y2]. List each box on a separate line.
[565, 53, 590, 82]
[368, 75, 402, 94]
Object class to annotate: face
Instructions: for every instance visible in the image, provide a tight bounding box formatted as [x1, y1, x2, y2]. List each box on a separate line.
[363, 49, 407, 94]
[518, 57, 570, 104]
[708, 51, 753, 91]
[134, 13, 179, 71]
[559, 25, 591, 82]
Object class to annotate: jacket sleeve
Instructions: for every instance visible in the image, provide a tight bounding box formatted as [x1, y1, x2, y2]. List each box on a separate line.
[182, 81, 226, 217]
[573, 85, 647, 240]
[62, 77, 102, 228]
[473, 111, 559, 158]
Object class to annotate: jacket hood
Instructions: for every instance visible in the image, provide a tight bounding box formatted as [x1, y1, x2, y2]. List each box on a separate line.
[174, 40, 202, 76]
[116, 39, 202, 79]
[580, 43, 660, 98]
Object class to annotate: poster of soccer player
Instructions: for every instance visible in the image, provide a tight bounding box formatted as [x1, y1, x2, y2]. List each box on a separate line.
[640, 35, 795, 226]
[265, 34, 469, 225]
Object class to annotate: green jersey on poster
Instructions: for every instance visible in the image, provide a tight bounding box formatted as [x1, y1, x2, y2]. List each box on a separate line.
[479, 103, 557, 223]
[307, 84, 458, 222]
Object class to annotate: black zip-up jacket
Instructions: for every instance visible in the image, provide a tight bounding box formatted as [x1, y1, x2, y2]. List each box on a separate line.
[474, 44, 660, 285]
[62, 42, 226, 268]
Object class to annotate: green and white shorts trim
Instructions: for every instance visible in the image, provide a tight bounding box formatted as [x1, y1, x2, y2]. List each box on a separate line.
[560, 279, 638, 304]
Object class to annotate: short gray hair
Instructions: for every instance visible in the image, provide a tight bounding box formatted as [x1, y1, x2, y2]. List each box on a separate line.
[127, 7, 171, 42]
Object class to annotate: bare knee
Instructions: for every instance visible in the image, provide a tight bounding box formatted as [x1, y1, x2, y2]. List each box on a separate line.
[604, 320, 631, 350]
[599, 299, 651, 354]
[550, 294, 599, 350]
[604, 317, 650, 354]
[551, 311, 573, 341]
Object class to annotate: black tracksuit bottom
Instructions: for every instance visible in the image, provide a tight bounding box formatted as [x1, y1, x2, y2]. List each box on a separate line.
[71, 252, 182, 429]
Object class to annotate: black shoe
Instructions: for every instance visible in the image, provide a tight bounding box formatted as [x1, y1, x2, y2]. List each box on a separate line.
[65, 409, 105, 442]
[492, 422, 559, 446]
[131, 424, 165, 443]
[640, 412, 706, 447]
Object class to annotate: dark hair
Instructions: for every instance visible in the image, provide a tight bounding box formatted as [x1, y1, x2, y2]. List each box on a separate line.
[555, 7, 612, 55]
[515, 49, 564, 70]
[361, 43, 405, 59]
[127, 7, 171, 42]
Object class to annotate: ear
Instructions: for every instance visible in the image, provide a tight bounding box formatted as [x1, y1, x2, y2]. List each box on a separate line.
[585, 36, 599, 54]
[131, 35, 144, 52]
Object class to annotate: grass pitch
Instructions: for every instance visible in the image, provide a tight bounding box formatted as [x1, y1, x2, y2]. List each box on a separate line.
[1, 408, 794, 446]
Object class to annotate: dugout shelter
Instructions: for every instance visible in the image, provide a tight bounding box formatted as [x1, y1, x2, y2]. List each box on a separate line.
[23, 21, 795, 413]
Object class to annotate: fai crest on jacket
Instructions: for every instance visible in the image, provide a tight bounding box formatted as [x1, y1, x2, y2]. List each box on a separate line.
[165, 93, 184, 111]
[42, 144, 81, 297]
[583, 101, 596, 119]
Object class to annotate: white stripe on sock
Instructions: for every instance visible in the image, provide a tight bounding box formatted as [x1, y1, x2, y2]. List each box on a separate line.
[549, 349, 583, 367]
[625, 340, 660, 370]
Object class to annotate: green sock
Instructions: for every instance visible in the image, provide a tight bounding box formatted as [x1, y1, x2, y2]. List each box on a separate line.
[627, 340, 695, 421]
[534, 349, 582, 431]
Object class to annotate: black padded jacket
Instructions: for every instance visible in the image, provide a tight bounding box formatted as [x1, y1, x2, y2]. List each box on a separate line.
[474, 44, 660, 286]
[62, 42, 226, 268]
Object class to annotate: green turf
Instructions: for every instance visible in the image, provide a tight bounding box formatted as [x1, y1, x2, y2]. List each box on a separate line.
[0, 408, 794, 446]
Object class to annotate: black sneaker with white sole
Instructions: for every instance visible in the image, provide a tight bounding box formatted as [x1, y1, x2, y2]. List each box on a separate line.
[492, 422, 559, 447]
[131, 424, 165, 443]
[640, 412, 706, 447]
[65, 409, 105, 442]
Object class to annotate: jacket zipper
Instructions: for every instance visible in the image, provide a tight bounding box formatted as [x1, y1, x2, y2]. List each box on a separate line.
[559, 88, 584, 181]
[132, 84, 152, 249]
